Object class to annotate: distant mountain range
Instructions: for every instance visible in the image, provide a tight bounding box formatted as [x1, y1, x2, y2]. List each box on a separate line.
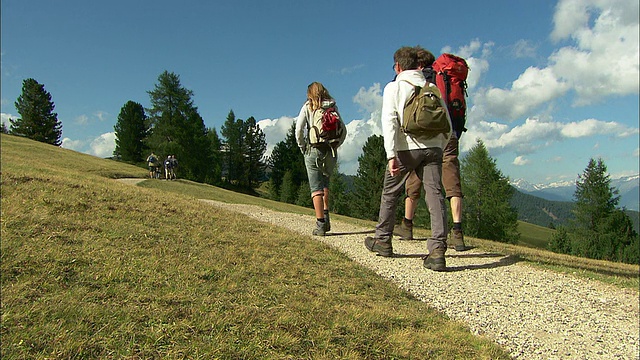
[511, 174, 639, 211]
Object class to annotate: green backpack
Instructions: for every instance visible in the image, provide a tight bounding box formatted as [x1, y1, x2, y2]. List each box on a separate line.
[401, 80, 450, 139]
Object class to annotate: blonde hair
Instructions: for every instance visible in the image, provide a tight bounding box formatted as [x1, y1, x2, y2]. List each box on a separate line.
[307, 82, 332, 112]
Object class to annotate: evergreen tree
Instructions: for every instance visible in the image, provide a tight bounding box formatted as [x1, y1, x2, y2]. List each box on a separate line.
[11, 78, 62, 146]
[280, 170, 296, 204]
[206, 127, 222, 184]
[267, 122, 306, 199]
[352, 135, 387, 221]
[296, 180, 313, 207]
[113, 101, 147, 162]
[567, 158, 638, 263]
[220, 110, 244, 185]
[460, 139, 520, 243]
[1, 122, 8, 134]
[146, 71, 211, 182]
[243, 116, 267, 188]
[329, 164, 350, 215]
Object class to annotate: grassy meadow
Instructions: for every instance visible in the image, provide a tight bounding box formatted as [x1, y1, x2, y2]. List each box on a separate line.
[1, 134, 509, 359]
[1, 134, 637, 359]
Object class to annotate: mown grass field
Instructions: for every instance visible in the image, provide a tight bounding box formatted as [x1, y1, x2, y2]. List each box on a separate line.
[1, 134, 637, 359]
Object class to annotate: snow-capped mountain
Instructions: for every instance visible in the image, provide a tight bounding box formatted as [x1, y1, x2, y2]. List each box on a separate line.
[511, 174, 639, 211]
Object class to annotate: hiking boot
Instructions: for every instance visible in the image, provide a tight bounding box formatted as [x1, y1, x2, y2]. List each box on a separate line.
[393, 220, 413, 240]
[364, 237, 393, 257]
[423, 248, 446, 272]
[324, 211, 331, 232]
[447, 229, 467, 251]
[312, 220, 327, 236]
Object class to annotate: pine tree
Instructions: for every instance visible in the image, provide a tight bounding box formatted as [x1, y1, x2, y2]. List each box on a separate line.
[352, 135, 387, 221]
[280, 170, 297, 204]
[146, 71, 211, 182]
[206, 127, 222, 184]
[460, 139, 520, 243]
[114, 101, 147, 162]
[220, 110, 244, 185]
[1, 122, 8, 134]
[568, 158, 638, 263]
[329, 164, 350, 215]
[243, 116, 267, 188]
[11, 78, 62, 146]
[267, 122, 306, 199]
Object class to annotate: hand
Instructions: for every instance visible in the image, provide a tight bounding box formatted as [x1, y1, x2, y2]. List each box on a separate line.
[388, 158, 400, 177]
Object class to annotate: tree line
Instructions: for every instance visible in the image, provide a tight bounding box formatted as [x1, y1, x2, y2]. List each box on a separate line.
[5, 74, 637, 265]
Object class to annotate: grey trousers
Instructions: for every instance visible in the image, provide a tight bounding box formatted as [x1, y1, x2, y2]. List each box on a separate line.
[374, 147, 448, 253]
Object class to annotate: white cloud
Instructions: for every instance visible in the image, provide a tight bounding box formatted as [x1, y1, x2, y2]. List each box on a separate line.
[61, 132, 116, 158]
[560, 118, 639, 138]
[474, 66, 570, 121]
[1, 112, 14, 126]
[256, 116, 296, 158]
[461, 116, 638, 156]
[89, 132, 116, 158]
[512, 39, 538, 58]
[61, 137, 87, 151]
[75, 114, 89, 125]
[94, 110, 108, 122]
[470, 0, 639, 123]
[549, 0, 639, 105]
[513, 155, 530, 166]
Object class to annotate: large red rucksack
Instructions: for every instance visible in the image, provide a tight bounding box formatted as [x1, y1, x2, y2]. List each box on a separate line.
[432, 53, 469, 137]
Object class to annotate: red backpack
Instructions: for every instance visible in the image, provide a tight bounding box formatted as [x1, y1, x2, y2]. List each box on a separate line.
[432, 53, 469, 137]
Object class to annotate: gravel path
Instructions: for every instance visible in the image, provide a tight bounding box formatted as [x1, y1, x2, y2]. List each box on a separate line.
[199, 199, 639, 360]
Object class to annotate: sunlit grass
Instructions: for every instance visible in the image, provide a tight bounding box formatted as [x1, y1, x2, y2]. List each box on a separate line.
[1, 134, 509, 358]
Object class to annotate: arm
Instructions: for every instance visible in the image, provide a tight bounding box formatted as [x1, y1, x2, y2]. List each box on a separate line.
[295, 102, 309, 152]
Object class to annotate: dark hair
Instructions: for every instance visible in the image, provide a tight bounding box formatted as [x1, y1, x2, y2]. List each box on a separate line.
[415, 46, 435, 68]
[394, 46, 418, 71]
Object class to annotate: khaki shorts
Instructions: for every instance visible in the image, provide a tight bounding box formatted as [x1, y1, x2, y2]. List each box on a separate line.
[405, 135, 463, 200]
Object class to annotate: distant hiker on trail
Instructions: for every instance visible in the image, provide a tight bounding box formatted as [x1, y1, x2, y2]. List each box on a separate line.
[169, 155, 178, 180]
[164, 155, 173, 180]
[295, 81, 347, 236]
[146, 152, 159, 179]
[364, 46, 452, 272]
[394, 47, 469, 252]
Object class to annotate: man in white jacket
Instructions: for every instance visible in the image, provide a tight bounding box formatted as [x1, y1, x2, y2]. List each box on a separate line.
[364, 46, 452, 271]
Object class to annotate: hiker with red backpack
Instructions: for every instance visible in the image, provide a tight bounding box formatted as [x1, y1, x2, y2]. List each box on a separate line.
[394, 47, 470, 252]
[364, 46, 452, 271]
[295, 82, 347, 236]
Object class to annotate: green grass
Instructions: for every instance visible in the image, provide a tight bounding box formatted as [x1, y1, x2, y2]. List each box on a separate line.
[2, 134, 638, 358]
[516, 221, 555, 249]
[1, 134, 509, 359]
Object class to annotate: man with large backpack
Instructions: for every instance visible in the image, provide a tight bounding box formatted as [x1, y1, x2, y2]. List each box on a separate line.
[394, 48, 469, 252]
[364, 46, 452, 271]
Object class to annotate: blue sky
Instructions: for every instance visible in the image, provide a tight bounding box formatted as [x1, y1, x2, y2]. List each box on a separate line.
[2, 0, 638, 185]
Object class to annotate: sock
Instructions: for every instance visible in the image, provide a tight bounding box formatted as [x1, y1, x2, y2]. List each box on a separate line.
[323, 209, 329, 216]
[403, 217, 413, 225]
[453, 222, 462, 230]
[317, 218, 325, 223]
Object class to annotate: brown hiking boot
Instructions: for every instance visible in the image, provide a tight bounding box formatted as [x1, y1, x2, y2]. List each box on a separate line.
[364, 237, 393, 257]
[393, 220, 413, 240]
[423, 247, 446, 271]
[447, 229, 467, 251]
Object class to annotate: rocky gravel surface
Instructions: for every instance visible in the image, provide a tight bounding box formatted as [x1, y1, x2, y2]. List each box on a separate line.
[200, 200, 639, 360]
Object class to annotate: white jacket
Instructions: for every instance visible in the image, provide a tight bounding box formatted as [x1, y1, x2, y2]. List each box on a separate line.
[381, 69, 452, 160]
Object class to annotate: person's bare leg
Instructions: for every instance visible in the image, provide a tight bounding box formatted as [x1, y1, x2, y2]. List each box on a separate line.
[405, 197, 417, 220]
[450, 196, 462, 222]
